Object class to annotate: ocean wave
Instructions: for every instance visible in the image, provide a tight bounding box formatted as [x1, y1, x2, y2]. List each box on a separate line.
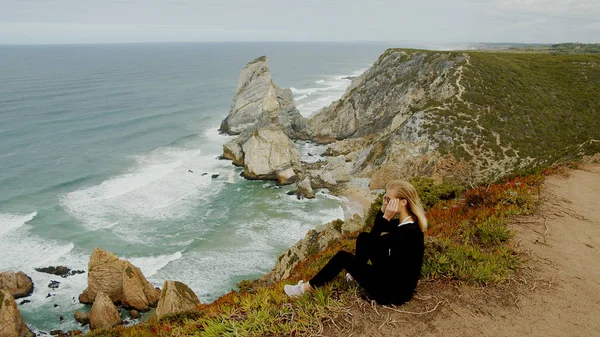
[60, 145, 225, 234]
[0, 212, 79, 272]
[126, 251, 183, 278]
[0, 212, 37, 236]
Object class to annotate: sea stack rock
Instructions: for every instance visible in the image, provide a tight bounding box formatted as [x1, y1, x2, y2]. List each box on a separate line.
[155, 280, 201, 319]
[219, 56, 305, 137]
[79, 248, 160, 312]
[296, 177, 315, 199]
[89, 292, 121, 330]
[0, 271, 33, 299]
[0, 289, 34, 337]
[241, 126, 302, 185]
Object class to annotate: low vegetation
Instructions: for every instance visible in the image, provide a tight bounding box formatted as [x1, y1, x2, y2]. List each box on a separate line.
[87, 171, 544, 336]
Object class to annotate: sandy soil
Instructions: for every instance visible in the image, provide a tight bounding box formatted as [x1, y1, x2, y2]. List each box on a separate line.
[323, 164, 600, 337]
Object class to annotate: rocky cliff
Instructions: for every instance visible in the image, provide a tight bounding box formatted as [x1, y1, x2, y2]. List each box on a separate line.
[219, 56, 306, 137]
[307, 49, 600, 184]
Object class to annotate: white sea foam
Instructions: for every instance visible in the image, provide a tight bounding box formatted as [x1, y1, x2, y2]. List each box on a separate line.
[0, 212, 89, 331]
[60, 146, 226, 235]
[126, 251, 183, 279]
[296, 141, 326, 163]
[0, 212, 37, 236]
[0, 212, 77, 271]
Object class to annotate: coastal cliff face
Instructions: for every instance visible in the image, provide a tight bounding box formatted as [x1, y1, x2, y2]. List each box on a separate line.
[308, 50, 459, 142]
[219, 56, 306, 137]
[308, 49, 600, 184]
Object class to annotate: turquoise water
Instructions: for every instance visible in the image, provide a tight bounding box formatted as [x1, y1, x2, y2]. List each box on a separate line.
[0, 42, 391, 332]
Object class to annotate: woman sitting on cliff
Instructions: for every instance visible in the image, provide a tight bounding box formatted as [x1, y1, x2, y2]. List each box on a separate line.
[284, 180, 426, 305]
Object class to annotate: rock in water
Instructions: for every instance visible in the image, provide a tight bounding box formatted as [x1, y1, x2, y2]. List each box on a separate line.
[79, 248, 159, 312]
[121, 265, 160, 311]
[89, 292, 121, 330]
[35, 266, 69, 276]
[0, 289, 34, 337]
[48, 280, 60, 290]
[73, 310, 90, 326]
[219, 56, 305, 137]
[296, 177, 315, 199]
[0, 271, 33, 299]
[128, 310, 141, 319]
[155, 280, 201, 319]
[241, 126, 301, 185]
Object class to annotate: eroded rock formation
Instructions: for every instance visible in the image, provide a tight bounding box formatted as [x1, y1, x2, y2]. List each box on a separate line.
[79, 248, 160, 312]
[236, 126, 302, 185]
[219, 56, 305, 137]
[155, 280, 201, 319]
[0, 289, 34, 337]
[266, 216, 363, 281]
[0, 271, 33, 299]
[89, 292, 121, 330]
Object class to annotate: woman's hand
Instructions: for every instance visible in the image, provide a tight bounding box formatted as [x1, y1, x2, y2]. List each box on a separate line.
[383, 198, 399, 221]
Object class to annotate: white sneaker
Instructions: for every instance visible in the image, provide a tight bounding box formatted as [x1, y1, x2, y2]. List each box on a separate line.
[345, 273, 354, 282]
[284, 280, 306, 297]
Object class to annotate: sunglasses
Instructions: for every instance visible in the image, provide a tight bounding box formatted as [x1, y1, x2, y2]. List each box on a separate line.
[384, 196, 406, 203]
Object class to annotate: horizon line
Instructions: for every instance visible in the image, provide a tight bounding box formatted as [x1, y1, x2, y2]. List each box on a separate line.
[0, 40, 595, 47]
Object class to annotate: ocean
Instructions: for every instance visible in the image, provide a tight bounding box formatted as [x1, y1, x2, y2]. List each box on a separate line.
[0, 42, 394, 332]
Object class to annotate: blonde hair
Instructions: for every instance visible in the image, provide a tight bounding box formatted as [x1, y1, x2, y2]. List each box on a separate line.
[386, 180, 428, 232]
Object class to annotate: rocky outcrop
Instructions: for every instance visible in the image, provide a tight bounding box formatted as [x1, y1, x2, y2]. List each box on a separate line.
[266, 216, 363, 281]
[35, 266, 85, 278]
[0, 271, 33, 299]
[219, 56, 305, 137]
[0, 289, 34, 337]
[240, 126, 302, 185]
[155, 281, 201, 319]
[222, 139, 244, 166]
[89, 292, 121, 330]
[79, 248, 160, 312]
[121, 264, 161, 312]
[296, 177, 314, 199]
[307, 50, 459, 143]
[74, 310, 90, 326]
[307, 156, 352, 189]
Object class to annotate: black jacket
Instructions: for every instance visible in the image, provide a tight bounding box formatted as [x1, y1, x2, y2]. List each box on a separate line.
[367, 210, 425, 303]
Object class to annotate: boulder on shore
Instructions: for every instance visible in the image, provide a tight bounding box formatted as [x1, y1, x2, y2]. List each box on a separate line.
[0, 289, 34, 337]
[241, 126, 302, 185]
[89, 292, 121, 330]
[155, 280, 201, 319]
[0, 271, 33, 299]
[219, 56, 305, 137]
[79, 248, 160, 312]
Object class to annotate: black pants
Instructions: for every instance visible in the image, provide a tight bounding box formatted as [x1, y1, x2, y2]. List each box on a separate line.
[309, 232, 383, 300]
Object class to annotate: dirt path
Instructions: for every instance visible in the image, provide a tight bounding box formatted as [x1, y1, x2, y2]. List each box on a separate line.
[324, 164, 600, 337]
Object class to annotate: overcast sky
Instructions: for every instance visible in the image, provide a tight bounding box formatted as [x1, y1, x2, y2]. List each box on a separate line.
[0, 0, 598, 45]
